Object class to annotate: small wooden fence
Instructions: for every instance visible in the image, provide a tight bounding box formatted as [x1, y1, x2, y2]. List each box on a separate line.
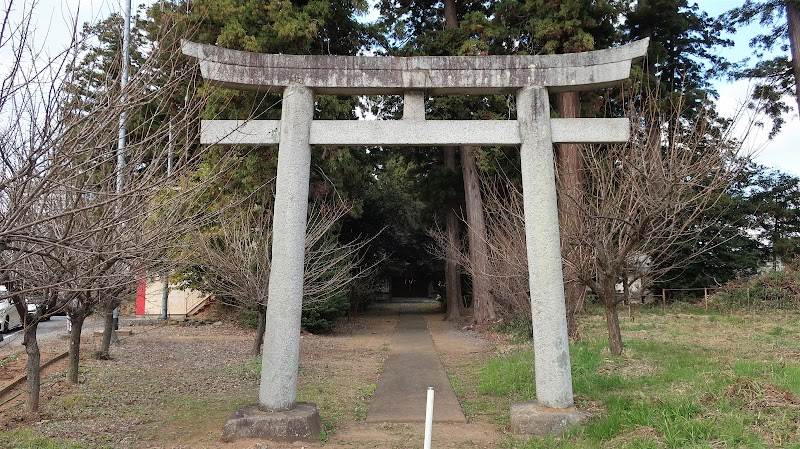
[660, 287, 719, 312]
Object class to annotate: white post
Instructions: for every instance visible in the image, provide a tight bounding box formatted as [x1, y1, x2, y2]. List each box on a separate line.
[259, 85, 314, 411]
[161, 116, 174, 321]
[516, 86, 574, 409]
[424, 387, 434, 449]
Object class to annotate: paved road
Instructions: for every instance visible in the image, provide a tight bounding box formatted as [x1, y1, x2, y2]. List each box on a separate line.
[0, 315, 159, 356]
[0, 316, 75, 355]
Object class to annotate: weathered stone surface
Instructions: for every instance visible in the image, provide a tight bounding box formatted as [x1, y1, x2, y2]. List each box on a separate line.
[259, 85, 314, 411]
[220, 403, 323, 443]
[182, 39, 649, 95]
[202, 118, 630, 146]
[403, 91, 426, 120]
[509, 403, 591, 437]
[517, 86, 574, 409]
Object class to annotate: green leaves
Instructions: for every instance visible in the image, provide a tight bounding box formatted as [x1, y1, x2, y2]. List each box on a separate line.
[721, 0, 800, 133]
[192, 0, 366, 55]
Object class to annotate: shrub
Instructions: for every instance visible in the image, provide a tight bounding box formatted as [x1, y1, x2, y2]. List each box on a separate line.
[711, 270, 800, 311]
[236, 290, 351, 334]
[301, 290, 349, 334]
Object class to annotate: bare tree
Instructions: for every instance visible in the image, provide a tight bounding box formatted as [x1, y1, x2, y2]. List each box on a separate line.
[189, 198, 273, 354]
[0, 0, 214, 410]
[0, 0, 90, 412]
[190, 194, 377, 354]
[467, 91, 748, 355]
[566, 93, 745, 355]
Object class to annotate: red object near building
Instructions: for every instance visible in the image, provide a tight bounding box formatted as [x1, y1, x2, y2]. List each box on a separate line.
[135, 278, 147, 315]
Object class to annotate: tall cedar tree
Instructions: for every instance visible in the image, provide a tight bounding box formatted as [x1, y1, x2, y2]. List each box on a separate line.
[375, 0, 496, 322]
[444, 0, 493, 323]
[442, 0, 466, 321]
[626, 0, 731, 120]
[723, 0, 800, 133]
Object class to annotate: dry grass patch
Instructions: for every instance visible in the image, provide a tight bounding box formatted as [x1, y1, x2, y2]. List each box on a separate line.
[726, 377, 800, 412]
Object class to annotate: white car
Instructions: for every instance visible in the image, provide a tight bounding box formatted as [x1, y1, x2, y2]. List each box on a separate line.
[0, 294, 22, 333]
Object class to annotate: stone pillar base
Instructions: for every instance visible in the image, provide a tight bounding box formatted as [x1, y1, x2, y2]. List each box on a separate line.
[220, 403, 323, 443]
[509, 403, 591, 438]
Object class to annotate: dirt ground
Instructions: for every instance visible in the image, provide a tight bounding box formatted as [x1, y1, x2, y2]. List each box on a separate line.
[0, 302, 510, 448]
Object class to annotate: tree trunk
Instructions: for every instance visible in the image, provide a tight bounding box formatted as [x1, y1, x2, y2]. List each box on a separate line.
[443, 146, 464, 321]
[787, 2, 800, 114]
[443, 0, 457, 28]
[443, 0, 494, 324]
[462, 146, 496, 324]
[441, 0, 464, 322]
[97, 311, 115, 360]
[556, 91, 585, 341]
[604, 298, 623, 355]
[253, 303, 267, 355]
[23, 322, 41, 413]
[67, 308, 85, 384]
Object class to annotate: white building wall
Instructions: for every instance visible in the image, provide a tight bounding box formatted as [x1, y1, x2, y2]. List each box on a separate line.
[142, 280, 208, 317]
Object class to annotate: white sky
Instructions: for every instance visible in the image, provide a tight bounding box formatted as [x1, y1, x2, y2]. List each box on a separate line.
[7, 0, 799, 176]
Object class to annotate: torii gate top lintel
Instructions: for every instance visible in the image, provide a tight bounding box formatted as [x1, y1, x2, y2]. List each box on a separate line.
[181, 38, 649, 95]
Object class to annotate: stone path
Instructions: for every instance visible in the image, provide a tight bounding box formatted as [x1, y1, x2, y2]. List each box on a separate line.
[367, 307, 467, 423]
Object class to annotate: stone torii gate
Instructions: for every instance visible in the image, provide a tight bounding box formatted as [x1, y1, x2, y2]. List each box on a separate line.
[183, 38, 648, 441]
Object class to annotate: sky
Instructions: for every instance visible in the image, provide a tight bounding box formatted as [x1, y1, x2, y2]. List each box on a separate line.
[696, 1, 800, 176]
[7, 0, 799, 176]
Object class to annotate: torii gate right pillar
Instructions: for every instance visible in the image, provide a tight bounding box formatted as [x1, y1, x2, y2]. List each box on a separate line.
[510, 86, 588, 435]
[518, 86, 573, 407]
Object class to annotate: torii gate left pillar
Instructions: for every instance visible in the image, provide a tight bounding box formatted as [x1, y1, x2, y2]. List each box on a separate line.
[259, 85, 314, 411]
[184, 38, 648, 442]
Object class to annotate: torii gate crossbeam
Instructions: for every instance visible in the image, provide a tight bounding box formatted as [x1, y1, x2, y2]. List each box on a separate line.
[183, 38, 648, 442]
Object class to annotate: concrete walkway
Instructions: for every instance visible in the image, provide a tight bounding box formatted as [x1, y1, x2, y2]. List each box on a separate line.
[367, 308, 467, 423]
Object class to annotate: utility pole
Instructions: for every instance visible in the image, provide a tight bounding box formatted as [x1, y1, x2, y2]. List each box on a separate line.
[113, 0, 132, 331]
[116, 0, 131, 194]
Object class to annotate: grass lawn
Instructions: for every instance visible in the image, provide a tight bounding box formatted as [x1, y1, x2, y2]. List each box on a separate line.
[465, 305, 800, 448]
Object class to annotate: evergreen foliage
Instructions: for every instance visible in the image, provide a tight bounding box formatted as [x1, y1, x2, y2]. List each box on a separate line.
[722, 0, 800, 134]
[625, 0, 732, 121]
[748, 167, 800, 265]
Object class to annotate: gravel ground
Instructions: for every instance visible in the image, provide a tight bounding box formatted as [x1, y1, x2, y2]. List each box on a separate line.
[1, 303, 507, 449]
[35, 322, 257, 448]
